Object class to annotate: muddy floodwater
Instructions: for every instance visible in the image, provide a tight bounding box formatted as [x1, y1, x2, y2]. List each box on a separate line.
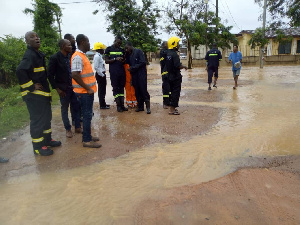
[0, 63, 300, 224]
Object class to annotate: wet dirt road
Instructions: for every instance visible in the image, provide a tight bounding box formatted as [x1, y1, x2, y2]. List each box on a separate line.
[0, 63, 300, 224]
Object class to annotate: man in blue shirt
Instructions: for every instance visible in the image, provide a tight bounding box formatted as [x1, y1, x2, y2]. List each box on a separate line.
[228, 45, 242, 89]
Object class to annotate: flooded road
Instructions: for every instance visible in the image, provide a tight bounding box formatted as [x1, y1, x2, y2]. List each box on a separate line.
[0, 64, 300, 224]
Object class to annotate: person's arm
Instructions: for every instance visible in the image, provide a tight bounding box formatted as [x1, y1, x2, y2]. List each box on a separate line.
[218, 50, 222, 61]
[47, 55, 65, 97]
[128, 50, 146, 73]
[71, 56, 94, 95]
[228, 53, 232, 62]
[239, 52, 242, 63]
[174, 53, 188, 70]
[104, 47, 115, 64]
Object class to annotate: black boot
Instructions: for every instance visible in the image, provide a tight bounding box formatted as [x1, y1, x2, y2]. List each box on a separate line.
[120, 96, 128, 111]
[145, 100, 151, 114]
[116, 97, 123, 112]
[135, 101, 144, 112]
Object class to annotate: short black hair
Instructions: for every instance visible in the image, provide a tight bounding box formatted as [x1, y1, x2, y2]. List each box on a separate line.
[115, 35, 123, 41]
[233, 45, 238, 48]
[58, 39, 67, 50]
[212, 43, 217, 47]
[125, 41, 133, 46]
[64, 33, 72, 40]
[76, 34, 87, 45]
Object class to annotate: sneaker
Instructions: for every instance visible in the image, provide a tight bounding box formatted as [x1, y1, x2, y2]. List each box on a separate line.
[66, 130, 73, 138]
[34, 146, 54, 156]
[75, 128, 83, 133]
[92, 136, 100, 142]
[48, 139, 62, 147]
[213, 84, 217, 88]
[83, 142, 102, 148]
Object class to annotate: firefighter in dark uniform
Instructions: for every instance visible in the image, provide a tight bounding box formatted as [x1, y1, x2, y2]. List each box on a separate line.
[164, 36, 188, 115]
[205, 43, 222, 90]
[160, 41, 171, 109]
[104, 36, 128, 112]
[124, 41, 151, 114]
[16, 31, 61, 156]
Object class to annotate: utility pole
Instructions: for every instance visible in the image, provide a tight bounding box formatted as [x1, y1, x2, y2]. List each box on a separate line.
[260, 0, 267, 68]
[216, 0, 218, 19]
[215, 0, 219, 43]
[205, 0, 208, 53]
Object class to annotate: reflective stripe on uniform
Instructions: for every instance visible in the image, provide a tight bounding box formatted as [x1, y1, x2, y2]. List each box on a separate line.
[161, 71, 168, 76]
[160, 57, 164, 61]
[163, 95, 169, 97]
[81, 72, 94, 78]
[109, 52, 123, 55]
[219, 59, 222, 61]
[21, 90, 30, 96]
[43, 129, 52, 134]
[209, 54, 218, 56]
[20, 80, 33, 88]
[32, 137, 44, 143]
[73, 81, 96, 88]
[32, 90, 52, 97]
[114, 93, 124, 98]
[33, 67, 45, 73]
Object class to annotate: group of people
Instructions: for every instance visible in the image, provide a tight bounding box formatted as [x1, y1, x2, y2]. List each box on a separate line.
[14, 30, 241, 157]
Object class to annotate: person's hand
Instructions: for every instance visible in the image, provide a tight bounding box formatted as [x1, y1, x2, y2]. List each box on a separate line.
[56, 88, 66, 98]
[87, 88, 94, 95]
[184, 66, 188, 70]
[34, 83, 43, 90]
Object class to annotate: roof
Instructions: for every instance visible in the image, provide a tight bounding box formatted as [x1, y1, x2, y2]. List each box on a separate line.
[236, 27, 300, 38]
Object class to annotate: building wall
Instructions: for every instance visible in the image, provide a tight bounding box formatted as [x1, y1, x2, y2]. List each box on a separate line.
[237, 33, 260, 57]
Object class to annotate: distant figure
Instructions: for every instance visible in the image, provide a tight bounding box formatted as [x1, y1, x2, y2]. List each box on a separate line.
[124, 41, 151, 114]
[104, 36, 128, 112]
[92, 42, 110, 109]
[64, 33, 76, 54]
[16, 31, 61, 156]
[205, 43, 222, 90]
[160, 41, 171, 109]
[71, 34, 101, 148]
[229, 45, 243, 89]
[48, 39, 82, 138]
[0, 157, 9, 163]
[164, 36, 188, 115]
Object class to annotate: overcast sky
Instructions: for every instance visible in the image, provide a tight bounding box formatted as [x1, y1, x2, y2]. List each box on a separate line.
[0, 0, 266, 47]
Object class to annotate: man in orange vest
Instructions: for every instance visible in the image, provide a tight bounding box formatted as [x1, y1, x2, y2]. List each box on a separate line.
[71, 34, 101, 148]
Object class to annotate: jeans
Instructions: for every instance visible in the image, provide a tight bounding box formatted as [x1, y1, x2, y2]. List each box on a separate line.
[76, 93, 94, 142]
[60, 88, 81, 130]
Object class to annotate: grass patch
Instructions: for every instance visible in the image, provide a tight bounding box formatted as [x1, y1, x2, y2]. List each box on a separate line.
[0, 85, 59, 138]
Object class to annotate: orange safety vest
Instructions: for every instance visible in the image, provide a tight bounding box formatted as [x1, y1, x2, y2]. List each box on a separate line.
[71, 51, 97, 94]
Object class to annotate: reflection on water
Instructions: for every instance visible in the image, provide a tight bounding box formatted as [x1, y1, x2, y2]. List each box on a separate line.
[1, 66, 300, 224]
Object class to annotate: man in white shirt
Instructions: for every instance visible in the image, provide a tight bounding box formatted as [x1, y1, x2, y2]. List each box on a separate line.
[93, 42, 110, 109]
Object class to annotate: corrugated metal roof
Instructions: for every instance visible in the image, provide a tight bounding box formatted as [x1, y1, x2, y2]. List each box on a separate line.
[236, 27, 300, 38]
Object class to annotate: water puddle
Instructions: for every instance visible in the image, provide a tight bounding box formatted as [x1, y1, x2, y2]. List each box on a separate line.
[0, 66, 300, 224]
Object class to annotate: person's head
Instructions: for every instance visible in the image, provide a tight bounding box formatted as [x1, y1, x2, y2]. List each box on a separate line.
[124, 41, 134, 54]
[25, 31, 40, 50]
[113, 35, 123, 48]
[167, 36, 180, 50]
[58, 39, 72, 54]
[76, 34, 90, 53]
[92, 42, 106, 54]
[233, 45, 238, 53]
[161, 41, 168, 50]
[212, 43, 217, 49]
[64, 33, 75, 46]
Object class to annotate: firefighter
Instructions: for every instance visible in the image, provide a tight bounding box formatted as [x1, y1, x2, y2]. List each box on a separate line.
[160, 41, 171, 109]
[71, 34, 101, 148]
[16, 31, 61, 156]
[92, 42, 110, 109]
[124, 41, 151, 114]
[205, 43, 222, 90]
[164, 36, 188, 115]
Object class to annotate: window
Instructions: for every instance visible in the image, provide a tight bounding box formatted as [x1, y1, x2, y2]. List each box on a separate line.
[297, 40, 300, 54]
[278, 42, 292, 54]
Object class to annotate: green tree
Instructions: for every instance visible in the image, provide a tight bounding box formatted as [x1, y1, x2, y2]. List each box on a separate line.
[94, 0, 160, 59]
[165, 0, 236, 68]
[254, 0, 300, 27]
[0, 35, 27, 87]
[24, 0, 62, 58]
[248, 28, 269, 49]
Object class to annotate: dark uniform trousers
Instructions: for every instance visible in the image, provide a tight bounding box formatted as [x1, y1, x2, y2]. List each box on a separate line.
[162, 76, 171, 106]
[207, 66, 218, 84]
[169, 76, 182, 108]
[132, 71, 150, 109]
[110, 70, 125, 99]
[25, 96, 52, 150]
[95, 72, 107, 107]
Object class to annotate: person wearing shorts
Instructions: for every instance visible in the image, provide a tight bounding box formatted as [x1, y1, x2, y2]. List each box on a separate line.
[229, 45, 242, 89]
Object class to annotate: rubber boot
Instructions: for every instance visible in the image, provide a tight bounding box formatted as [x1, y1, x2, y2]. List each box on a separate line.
[145, 100, 151, 114]
[116, 97, 123, 112]
[120, 96, 128, 111]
